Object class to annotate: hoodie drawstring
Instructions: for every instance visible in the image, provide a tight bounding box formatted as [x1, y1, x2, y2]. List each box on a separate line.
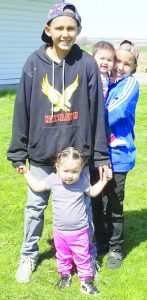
[51, 61, 55, 117]
[51, 59, 65, 117]
[62, 60, 65, 113]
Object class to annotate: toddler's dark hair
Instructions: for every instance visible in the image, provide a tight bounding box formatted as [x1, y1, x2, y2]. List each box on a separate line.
[55, 147, 86, 167]
[92, 41, 115, 57]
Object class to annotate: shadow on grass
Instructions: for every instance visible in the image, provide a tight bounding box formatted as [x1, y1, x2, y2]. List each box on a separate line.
[124, 208, 147, 256]
[38, 238, 56, 266]
[0, 90, 16, 98]
[98, 208, 147, 265]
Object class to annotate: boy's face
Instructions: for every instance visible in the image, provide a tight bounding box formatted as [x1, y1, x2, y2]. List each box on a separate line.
[56, 158, 82, 185]
[45, 15, 79, 55]
[113, 50, 137, 81]
[94, 49, 114, 74]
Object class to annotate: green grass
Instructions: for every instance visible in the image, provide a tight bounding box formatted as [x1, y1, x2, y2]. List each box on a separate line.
[0, 87, 147, 300]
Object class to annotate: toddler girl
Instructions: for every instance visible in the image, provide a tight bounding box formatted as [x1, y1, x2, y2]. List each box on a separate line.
[21, 147, 112, 295]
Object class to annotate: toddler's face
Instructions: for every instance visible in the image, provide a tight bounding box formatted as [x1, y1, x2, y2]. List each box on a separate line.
[56, 157, 82, 184]
[113, 50, 137, 81]
[94, 48, 114, 74]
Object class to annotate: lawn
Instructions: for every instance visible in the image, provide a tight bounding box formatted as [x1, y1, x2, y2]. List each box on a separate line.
[0, 86, 147, 300]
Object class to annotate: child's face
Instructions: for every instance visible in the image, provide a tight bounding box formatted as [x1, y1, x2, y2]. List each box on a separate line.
[45, 15, 79, 55]
[94, 49, 114, 74]
[113, 50, 137, 81]
[56, 158, 82, 185]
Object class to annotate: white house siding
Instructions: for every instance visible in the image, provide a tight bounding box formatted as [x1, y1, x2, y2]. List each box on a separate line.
[0, 0, 63, 86]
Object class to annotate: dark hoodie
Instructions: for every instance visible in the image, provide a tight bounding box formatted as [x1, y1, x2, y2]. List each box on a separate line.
[7, 44, 109, 167]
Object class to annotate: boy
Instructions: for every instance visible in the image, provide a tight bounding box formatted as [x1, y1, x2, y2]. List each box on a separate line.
[7, 3, 109, 283]
[91, 40, 139, 268]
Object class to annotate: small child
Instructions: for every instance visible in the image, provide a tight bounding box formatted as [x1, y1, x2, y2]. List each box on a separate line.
[21, 147, 112, 295]
[92, 41, 127, 148]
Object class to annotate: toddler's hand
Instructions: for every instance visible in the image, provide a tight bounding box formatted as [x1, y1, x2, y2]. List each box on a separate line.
[16, 165, 27, 174]
[101, 168, 112, 183]
[107, 168, 113, 181]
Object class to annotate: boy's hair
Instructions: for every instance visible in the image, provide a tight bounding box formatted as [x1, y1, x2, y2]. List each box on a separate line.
[42, 3, 81, 44]
[55, 147, 85, 167]
[92, 41, 115, 57]
[115, 40, 139, 73]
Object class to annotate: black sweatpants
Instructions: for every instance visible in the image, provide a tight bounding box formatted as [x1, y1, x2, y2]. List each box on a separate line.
[90, 168, 127, 253]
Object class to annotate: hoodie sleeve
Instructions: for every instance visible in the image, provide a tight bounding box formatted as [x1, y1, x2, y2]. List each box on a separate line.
[88, 62, 110, 167]
[7, 69, 32, 167]
[106, 77, 139, 127]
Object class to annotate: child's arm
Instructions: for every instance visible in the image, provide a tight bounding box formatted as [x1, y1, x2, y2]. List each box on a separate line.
[86, 169, 112, 197]
[20, 166, 47, 192]
[106, 77, 139, 126]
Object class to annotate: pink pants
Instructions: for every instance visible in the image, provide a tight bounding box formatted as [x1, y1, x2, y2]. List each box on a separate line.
[53, 228, 94, 279]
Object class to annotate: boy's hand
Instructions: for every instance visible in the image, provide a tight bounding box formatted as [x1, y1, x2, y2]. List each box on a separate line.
[16, 165, 27, 174]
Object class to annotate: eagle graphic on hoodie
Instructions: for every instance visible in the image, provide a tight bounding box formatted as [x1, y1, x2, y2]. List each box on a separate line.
[41, 74, 79, 112]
